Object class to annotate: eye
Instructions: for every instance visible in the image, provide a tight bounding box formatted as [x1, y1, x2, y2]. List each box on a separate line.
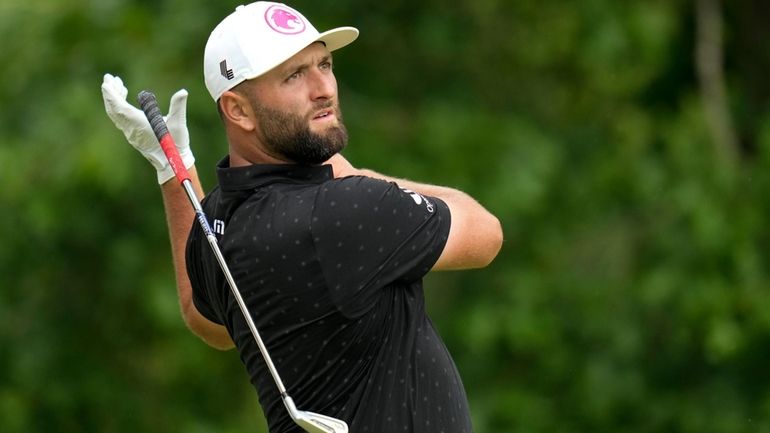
[320, 61, 332, 70]
[286, 71, 301, 82]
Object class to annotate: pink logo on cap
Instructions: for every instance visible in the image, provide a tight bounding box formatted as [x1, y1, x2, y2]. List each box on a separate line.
[265, 5, 306, 35]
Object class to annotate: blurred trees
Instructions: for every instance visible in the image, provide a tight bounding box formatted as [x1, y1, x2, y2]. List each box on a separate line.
[1, 0, 770, 432]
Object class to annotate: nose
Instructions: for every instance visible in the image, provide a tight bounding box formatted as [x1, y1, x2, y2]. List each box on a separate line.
[309, 68, 336, 101]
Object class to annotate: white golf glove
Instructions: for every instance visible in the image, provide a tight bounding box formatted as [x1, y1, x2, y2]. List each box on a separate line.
[101, 73, 195, 184]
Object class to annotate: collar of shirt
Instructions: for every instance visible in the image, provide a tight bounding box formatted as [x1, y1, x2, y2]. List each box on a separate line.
[215, 156, 334, 192]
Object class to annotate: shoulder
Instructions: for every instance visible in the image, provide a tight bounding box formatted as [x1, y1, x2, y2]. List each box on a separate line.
[200, 185, 223, 211]
[311, 175, 446, 234]
[312, 176, 408, 219]
[315, 175, 417, 208]
[318, 175, 394, 197]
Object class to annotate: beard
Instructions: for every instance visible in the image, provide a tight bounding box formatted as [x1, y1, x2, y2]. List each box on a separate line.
[249, 98, 348, 165]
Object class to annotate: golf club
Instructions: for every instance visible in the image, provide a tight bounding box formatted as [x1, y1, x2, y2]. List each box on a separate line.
[137, 90, 349, 433]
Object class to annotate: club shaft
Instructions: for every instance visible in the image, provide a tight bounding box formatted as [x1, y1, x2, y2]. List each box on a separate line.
[136, 90, 344, 431]
[181, 179, 289, 396]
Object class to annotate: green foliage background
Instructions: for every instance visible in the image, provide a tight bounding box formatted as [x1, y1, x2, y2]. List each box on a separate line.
[2, 0, 770, 432]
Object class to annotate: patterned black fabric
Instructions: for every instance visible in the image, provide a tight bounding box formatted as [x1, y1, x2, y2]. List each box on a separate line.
[187, 157, 472, 433]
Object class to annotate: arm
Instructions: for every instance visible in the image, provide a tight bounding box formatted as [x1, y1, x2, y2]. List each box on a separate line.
[160, 172, 234, 350]
[102, 74, 233, 349]
[360, 170, 503, 271]
[325, 154, 503, 270]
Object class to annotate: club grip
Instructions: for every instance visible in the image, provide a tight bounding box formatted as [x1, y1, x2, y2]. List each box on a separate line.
[137, 90, 190, 183]
[137, 90, 169, 141]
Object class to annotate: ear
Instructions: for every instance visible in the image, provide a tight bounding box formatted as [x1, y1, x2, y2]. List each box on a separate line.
[219, 90, 256, 131]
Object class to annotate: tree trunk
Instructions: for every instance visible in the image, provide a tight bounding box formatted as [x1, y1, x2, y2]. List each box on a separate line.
[695, 0, 739, 168]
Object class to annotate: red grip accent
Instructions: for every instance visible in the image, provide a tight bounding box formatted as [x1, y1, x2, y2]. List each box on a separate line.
[158, 134, 190, 183]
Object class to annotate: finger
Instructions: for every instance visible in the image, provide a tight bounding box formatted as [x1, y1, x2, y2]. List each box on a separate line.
[167, 89, 189, 124]
[112, 75, 128, 100]
[102, 77, 145, 126]
[102, 74, 127, 101]
[101, 84, 125, 119]
[101, 82, 120, 116]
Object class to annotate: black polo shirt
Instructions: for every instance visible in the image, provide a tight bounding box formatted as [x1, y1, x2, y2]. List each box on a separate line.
[186, 157, 473, 433]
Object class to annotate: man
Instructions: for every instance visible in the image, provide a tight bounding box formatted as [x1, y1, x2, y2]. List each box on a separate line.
[102, 2, 502, 432]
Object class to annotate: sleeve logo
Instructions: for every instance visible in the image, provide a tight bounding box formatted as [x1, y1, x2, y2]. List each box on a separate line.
[401, 188, 435, 213]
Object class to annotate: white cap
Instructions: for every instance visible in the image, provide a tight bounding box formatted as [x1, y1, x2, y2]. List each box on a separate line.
[204, 2, 359, 101]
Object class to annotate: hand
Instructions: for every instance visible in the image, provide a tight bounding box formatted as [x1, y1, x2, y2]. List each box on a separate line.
[324, 153, 359, 178]
[101, 73, 195, 184]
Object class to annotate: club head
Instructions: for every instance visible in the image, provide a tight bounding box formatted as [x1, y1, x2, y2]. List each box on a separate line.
[293, 411, 349, 433]
[283, 396, 349, 433]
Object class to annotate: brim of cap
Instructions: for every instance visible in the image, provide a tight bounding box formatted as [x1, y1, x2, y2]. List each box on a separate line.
[316, 26, 359, 52]
[239, 26, 359, 83]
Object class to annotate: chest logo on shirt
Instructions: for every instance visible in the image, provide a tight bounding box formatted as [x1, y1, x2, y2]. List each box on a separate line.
[401, 188, 435, 213]
[213, 219, 226, 235]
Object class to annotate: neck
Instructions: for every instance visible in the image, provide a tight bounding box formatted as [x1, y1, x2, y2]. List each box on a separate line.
[227, 133, 289, 167]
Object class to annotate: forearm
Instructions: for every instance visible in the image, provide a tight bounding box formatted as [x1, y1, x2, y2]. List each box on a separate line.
[160, 168, 234, 349]
[160, 168, 201, 319]
[358, 168, 463, 201]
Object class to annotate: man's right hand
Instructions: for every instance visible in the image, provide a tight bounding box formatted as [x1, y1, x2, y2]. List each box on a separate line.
[101, 73, 195, 184]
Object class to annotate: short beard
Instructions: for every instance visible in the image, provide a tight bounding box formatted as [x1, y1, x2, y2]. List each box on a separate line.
[249, 98, 348, 165]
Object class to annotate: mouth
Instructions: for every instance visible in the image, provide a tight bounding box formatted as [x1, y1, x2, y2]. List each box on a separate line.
[312, 108, 336, 122]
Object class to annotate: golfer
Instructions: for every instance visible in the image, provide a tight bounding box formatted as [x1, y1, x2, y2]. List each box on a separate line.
[102, 2, 503, 432]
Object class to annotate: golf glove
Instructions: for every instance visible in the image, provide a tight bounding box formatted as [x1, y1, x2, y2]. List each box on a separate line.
[101, 73, 195, 184]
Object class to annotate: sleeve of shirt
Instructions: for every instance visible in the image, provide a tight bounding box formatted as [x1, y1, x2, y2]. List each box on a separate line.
[311, 175, 451, 317]
[186, 217, 225, 325]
